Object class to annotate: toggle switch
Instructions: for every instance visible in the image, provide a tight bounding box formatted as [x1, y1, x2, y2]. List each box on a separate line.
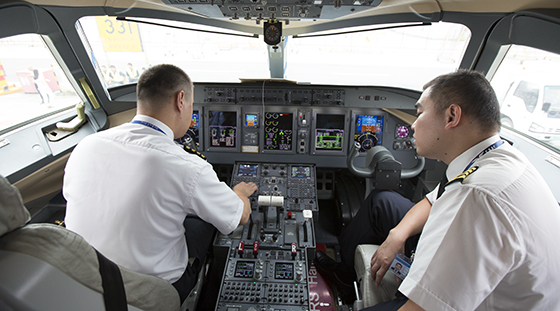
[238, 241, 245, 258]
[253, 241, 259, 258]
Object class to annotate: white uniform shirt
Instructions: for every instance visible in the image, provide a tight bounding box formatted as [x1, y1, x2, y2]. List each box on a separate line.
[64, 115, 244, 283]
[400, 135, 560, 310]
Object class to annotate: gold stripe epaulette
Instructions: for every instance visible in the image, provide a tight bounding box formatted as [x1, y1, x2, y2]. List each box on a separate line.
[446, 166, 478, 186]
[183, 145, 207, 161]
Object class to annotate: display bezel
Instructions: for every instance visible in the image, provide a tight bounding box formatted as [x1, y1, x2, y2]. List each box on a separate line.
[261, 108, 297, 155]
[237, 163, 259, 177]
[204, 106, 241, 153]
[290, 165, 312, 179]
[244, 113, 259, 128]
[234, 260, 255, 278]
[350, 109, 386, 154]
[311, 109, 349, 155]
[175, 109, 202, 149]
[274, 262, 294, 280]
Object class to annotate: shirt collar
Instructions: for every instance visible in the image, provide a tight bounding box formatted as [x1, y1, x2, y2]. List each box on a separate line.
[132, 115, 174, 140]
[446, 134, 502, 180]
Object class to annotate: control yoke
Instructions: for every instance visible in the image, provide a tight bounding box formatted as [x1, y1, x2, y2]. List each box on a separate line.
[347, 142, 425, 196]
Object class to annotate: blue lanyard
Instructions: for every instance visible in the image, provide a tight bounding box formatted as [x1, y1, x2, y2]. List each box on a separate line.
[130, 120, 167, 135]
[464, 140, 505, 171]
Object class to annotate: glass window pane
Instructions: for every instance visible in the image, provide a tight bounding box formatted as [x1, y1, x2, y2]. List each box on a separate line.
[77, 16, 269, 92]
[285, 22, 471, 90]
[491, 45, 560, 150]
[0, 34, 80, 133]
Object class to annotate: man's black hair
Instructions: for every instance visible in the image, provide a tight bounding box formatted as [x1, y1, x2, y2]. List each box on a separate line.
[423, 69, 501, 132]
[137, 64, 192, 108]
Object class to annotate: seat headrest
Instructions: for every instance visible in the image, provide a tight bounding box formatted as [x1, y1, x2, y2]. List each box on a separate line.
[0, 175, 31, 237]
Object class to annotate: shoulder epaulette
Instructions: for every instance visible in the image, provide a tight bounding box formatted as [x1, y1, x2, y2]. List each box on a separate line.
[447, 166, 478, 186]
[183, 145, 207, 161]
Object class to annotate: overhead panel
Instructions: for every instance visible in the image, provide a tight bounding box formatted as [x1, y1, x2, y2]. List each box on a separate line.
[162, 0, 383, 21]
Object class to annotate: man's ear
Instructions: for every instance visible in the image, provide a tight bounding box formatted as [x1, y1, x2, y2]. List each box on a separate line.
[175, 90, 185, 112]
[444, 104, 462, 130]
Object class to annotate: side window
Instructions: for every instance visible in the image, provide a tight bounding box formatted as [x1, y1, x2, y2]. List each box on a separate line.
[0, 34, 80, 134]
[513, 81, 539, 113]
[490, 45, 560, 151]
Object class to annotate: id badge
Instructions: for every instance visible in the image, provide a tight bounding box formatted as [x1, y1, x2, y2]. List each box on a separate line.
[389, 254, 411, 280]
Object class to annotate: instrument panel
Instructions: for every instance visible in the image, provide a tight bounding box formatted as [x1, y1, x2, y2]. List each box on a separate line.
[175, 83, 419, 169]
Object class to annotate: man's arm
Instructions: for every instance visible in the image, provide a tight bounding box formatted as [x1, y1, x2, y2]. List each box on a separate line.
[370, 197, 432, 285]
[398, 300, 424, 311]
[233, 182, 258, 225]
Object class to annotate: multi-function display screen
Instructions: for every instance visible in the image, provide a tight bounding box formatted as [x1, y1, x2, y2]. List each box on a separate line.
[245, 114, 258, 128]
[264, 112, 293, 151]
[354, 115, 383, 152]
[315, 114, 345, 151]
[234, 261, 255, 278]
[274, 262, 294, 280]
[176, 110, 200, 148]
[291, 166, 311, 178]
[237, 164, 258, 177]
[208, 111, 237, 148]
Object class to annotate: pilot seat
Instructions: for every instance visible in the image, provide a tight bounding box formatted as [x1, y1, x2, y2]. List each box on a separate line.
[344, 143, 426, 308]
[0, 175, 181, 311]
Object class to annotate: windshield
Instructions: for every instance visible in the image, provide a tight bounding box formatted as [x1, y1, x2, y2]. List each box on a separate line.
[78, 16, 470, 91]
[286, 22, 470, 90]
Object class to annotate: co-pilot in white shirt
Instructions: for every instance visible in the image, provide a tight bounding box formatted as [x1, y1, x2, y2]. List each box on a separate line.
[400, 135, 560, 310]
[64, 115, 244, 283]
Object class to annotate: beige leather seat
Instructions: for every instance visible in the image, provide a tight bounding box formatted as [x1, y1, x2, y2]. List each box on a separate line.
[354, 244, 400, 308]
[0, 175, 180, 311]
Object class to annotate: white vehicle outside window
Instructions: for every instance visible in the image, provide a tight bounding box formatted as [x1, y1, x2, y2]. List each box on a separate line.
[491, 45, 560, 150]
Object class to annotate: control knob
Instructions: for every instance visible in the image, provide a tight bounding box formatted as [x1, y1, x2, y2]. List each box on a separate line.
[295, 260, 304, 281]
[254, 259, 264, 280]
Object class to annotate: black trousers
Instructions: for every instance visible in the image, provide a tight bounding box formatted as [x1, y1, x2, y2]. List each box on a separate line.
[172, 215, 216, 304]
[337, 190, 418, 310]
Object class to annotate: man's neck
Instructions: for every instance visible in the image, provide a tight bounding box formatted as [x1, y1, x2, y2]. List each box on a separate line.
[442, 131, 499, 165]
[137, 109, 178, 138]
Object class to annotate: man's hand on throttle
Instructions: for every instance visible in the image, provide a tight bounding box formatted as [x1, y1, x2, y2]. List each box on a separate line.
[233, 182, 258, 197]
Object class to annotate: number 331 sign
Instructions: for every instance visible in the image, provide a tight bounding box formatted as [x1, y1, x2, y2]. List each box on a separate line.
[95, 16, 143, 52]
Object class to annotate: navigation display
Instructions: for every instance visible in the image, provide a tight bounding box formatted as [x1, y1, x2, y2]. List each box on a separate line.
[264, 112, 293, 151]
[238, 164, 258, 177]
[354, 115, 383, 152]
[176, 110, 199, 148]
[209, 111, 237, 148]
[291, 166, 311, 178]
[274, 262, 294, 280]
[315, 114, 345, 151]
[234, 261, 255, 278]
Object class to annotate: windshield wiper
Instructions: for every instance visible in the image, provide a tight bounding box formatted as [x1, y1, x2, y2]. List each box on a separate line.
[292, 22, 431, 39]
[117, 17, 259, 38]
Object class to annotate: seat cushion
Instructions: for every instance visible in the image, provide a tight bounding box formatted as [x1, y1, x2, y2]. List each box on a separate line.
[0, 223, 180, 311]
[354, 244, 400, 308]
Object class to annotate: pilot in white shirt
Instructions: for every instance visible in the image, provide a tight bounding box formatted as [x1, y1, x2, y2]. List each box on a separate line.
[64, 64, 258, 303]
[314, 70, 560, 311]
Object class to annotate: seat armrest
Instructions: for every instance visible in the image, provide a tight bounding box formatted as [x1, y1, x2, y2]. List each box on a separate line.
[354, 244, 400, 308]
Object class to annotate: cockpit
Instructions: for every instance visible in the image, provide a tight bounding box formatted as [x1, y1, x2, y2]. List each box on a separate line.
[1, 0, 560, 310]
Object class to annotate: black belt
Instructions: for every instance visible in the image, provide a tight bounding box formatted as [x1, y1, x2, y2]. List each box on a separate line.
[95, 249, 128, 311]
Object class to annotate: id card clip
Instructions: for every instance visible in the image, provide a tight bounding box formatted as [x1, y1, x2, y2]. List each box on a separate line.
[389, 254, 412, 280]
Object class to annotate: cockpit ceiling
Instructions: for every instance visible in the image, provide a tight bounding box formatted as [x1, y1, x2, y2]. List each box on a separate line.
[19, 0, 560, 21]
